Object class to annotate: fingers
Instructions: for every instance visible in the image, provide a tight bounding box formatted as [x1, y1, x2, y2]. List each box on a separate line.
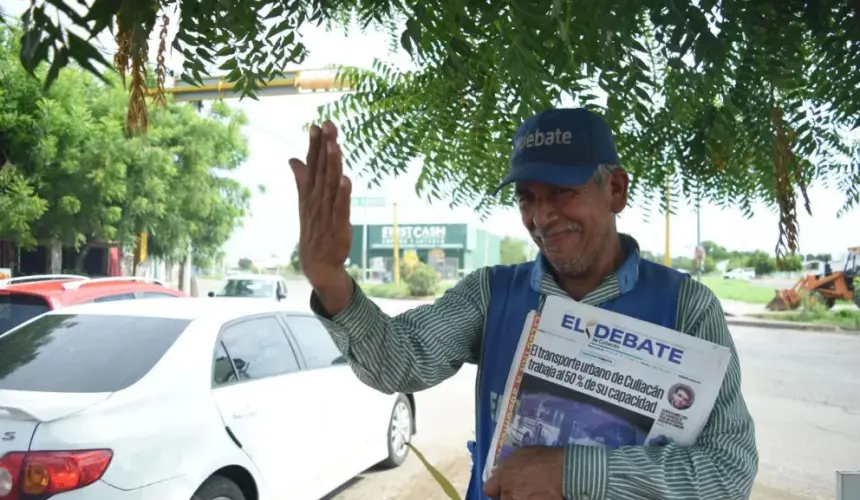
[306, 124, 321, 172]
[322, 121, 342, 190]
[333, 175, 352, 226]
[308, 136, 324, 205]
[296, 120, 342, 219]
[289, 158, 308, 195]
[483, 472, 501, 499]
[320, 128, 343, 214]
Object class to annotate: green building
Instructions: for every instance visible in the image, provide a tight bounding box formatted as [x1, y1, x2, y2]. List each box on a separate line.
[348, 223, 501, 279]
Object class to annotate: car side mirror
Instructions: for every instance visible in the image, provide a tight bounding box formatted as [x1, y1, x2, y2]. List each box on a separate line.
[277, 291, 287, 300]
[207, 291, 215, 297]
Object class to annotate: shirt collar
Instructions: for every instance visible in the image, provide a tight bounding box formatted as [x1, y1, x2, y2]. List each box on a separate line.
[530, 233, 641, 295]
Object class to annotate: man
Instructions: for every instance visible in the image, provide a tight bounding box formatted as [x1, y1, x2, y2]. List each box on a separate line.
[289, 108, 758, 500]
[669, 384, 695, 411]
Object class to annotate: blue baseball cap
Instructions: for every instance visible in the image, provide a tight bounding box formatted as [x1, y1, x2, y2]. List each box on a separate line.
[492, 108, 621, 195]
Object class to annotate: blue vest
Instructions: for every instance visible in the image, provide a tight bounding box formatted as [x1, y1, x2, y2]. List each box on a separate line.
[465, 253, 687, 500]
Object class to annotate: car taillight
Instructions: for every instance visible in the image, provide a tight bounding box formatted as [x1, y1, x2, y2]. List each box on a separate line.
[0, 450, 112, 499]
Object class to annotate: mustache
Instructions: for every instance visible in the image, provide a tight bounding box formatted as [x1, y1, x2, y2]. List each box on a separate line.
[531, 222, 582, 242]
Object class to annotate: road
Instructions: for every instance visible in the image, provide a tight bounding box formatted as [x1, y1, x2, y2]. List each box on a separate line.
[198, 277, 860, 499]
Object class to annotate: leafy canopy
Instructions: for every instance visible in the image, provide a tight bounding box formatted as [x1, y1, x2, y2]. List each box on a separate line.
[0, 24, 251, 267]
[9, 0, 860, 259]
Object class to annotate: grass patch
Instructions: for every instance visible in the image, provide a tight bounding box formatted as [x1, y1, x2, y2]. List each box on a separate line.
[762, 309, 860, 330]
[700, 276, 778, 304]
[361, 282, 412, 299]
[701, 275, 853, 306]
[361, 280, 456, 299]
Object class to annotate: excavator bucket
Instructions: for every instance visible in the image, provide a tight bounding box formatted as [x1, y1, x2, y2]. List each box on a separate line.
[765, 289, 802, 311]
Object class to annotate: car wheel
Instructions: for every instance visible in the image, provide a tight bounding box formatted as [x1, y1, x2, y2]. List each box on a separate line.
[380, 393, 412, 468]
[191, 476, 246, 500]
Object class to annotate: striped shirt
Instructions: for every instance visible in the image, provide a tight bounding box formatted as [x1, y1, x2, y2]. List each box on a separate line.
[312, 243, 759, 500]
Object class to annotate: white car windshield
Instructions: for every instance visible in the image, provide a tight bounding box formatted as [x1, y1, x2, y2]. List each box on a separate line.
[216, 279, 275, 298]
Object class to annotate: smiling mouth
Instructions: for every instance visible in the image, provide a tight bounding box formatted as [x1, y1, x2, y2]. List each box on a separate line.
[540, 230, 576, 248]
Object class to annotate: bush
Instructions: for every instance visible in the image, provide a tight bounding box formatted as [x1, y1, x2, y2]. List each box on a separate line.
[346, 265, 362, 282]
[358, 261, 444, 299]
[402, 261, 440, 297]
[361, 282, 411, 298]
[745, 251, 776, 276]
[855, 277, 860, 306]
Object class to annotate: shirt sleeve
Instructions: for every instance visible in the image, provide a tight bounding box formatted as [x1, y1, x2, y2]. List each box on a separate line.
[562, 280, 759, 500]
[310, 268, 490, 394]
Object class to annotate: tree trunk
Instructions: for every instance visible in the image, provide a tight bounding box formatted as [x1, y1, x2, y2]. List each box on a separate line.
[74, 244, 93, 274]
[177, 255, 186, 292]
[49, 240, 63, 274]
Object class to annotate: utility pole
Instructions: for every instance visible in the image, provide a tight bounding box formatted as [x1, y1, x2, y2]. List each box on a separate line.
[392, 202, 400, 286]
[664, 179, 671, 267]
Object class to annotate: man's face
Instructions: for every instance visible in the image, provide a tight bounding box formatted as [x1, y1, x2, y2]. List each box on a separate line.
[516, 170, 628, 277]
[672, 388, 691, 408]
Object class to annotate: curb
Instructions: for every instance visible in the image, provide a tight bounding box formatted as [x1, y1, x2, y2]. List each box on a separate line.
[724, 315, 860, 333]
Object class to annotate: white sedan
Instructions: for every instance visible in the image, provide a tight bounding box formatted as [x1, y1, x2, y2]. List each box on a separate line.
[0, 298, 415, 500]
[208, 274, 290, 302]
[722, 267, 755, 280]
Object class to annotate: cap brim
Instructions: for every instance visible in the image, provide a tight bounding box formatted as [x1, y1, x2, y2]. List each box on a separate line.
[492, 162, 598, 196]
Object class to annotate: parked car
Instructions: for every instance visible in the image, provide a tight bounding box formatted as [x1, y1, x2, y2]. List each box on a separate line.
[722, 268, 755, 280]
[0, 298, 415, 500]
[0, 275, 185, 334]
[208, 273, 289, 301]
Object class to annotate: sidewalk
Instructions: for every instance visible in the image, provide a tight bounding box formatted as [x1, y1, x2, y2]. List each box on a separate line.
[720, 298, 859, 333]
[721, 299, 769, 317]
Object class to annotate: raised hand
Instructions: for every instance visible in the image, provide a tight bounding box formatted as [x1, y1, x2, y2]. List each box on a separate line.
[289, 121, 354, 310]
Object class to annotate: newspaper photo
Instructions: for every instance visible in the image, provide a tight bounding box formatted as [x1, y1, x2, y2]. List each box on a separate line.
[483, 295, 732, 481]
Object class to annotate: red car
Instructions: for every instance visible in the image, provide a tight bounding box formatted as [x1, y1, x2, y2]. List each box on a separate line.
[0, 274, 186, 333]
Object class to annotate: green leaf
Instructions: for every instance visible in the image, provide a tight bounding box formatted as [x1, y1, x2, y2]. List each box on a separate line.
[399, 29, 413, 56]
[407, 444, 461, 500]
[7, 0, 860, 258]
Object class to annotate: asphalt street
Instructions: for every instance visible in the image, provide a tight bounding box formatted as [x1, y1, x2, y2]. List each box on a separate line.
[198, 277, 859, 500]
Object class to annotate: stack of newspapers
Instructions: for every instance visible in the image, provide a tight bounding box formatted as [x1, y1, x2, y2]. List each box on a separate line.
[483, 295, 732, 481]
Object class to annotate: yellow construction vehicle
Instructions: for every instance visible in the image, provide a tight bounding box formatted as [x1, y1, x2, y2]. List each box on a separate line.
[766, 247, 860, 310]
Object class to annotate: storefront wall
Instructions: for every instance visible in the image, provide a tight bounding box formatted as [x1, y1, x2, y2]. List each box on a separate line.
[349, 223, 500, 278]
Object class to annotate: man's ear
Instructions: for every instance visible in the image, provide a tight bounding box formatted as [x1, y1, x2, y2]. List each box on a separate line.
[608, 169, 629, 214]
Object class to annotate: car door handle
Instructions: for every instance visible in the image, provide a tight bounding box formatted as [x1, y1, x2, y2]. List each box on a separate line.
[233, 406, 257, 419]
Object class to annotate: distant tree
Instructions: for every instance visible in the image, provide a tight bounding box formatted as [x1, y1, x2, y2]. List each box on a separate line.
[671, 256, 695, 271]
[745, 251, 777, 276]
[781, 254, 804, 272]
[289, 243, 301, 272]
[700, 241, 732, 262]
[237, 258, 253, 271]
[500, 237, 528, 265]
[640, 251, 660, 263]
[0, 24, 250, 268]
[805, 253, 833, 263]
[0, 167, 47, 248]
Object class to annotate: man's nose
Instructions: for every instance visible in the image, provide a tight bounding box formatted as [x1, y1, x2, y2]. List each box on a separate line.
[532, 197, 559, 229]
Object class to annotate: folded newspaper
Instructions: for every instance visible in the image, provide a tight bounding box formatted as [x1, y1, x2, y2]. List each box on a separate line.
[483, 295, 732, 481]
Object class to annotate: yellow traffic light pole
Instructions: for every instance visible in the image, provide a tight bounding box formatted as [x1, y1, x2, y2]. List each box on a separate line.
[146, 68, 351, 102]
